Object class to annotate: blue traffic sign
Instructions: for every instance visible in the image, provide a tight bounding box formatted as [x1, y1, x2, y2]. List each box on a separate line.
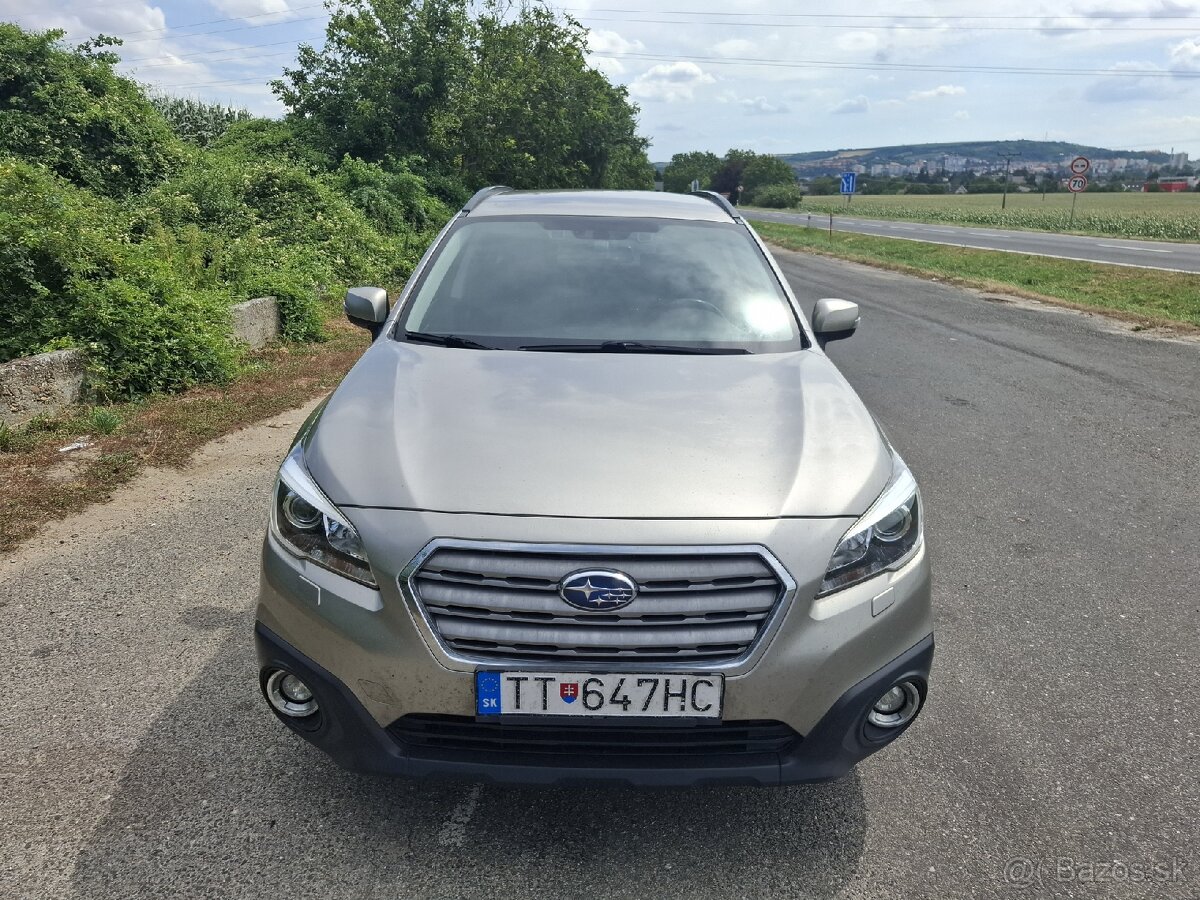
[840, 172, 857, 194]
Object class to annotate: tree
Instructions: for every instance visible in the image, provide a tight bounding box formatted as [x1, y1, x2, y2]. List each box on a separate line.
[662, 150, 721, 193]
[740, 154, 797, 195]
[273, 0, 650, 189]
[452, 5, 649, 189]
[710, 148, 755, 194]
[0, 26, 182, 195]
[709, 149, 795, 199]
[274, 0, 472, 165]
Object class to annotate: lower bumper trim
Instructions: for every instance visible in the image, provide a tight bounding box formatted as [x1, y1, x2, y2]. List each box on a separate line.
[255, 623, 933, 786]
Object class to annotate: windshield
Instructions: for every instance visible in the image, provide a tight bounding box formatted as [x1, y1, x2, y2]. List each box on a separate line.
[397, 215, 805, 353]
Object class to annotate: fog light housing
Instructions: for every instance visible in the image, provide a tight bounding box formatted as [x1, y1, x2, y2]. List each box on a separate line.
[868, 680, 921, 728]
[265, 669, 319, 718]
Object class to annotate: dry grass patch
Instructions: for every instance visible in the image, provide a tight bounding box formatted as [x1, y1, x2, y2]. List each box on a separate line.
[0, 319, 369, 553]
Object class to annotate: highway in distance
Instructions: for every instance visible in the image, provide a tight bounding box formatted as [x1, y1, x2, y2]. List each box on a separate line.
[744, 207, 1200, 273]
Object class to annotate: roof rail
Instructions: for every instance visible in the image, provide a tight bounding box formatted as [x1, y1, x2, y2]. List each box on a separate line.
[689, 190, 742, 221]
[462, 185, 514, 214]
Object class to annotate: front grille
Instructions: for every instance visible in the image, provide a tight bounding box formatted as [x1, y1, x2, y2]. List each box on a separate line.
[390, 715, 799, 761]
[405, 544, 789, 664]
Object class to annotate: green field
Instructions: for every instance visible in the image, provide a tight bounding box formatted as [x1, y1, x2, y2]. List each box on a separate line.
[771, 191, 1200, 242]
[753, 220, 1200, 328]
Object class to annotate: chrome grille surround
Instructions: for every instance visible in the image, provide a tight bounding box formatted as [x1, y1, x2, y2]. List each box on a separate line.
[399, 539, 796, 674]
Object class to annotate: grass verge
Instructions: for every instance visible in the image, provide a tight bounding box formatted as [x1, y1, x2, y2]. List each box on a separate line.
[0, 318, 370, 554]
[753, 220, 1200, 328]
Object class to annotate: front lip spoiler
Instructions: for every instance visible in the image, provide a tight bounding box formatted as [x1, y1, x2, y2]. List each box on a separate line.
[254, 623, 934, 787]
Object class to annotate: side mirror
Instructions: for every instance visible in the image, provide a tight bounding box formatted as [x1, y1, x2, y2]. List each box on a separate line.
[812, 298, 860, 349]
[345, 287, 390, 338]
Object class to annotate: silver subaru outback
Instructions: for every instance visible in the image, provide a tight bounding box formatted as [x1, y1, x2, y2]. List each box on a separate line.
[255, 188, 933, 786]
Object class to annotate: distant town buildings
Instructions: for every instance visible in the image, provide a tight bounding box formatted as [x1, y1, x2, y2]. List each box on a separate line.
[788, 148, 1189, 182]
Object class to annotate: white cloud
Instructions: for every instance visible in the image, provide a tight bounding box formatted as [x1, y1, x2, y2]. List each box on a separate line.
[0, 0, 167, 36]
[712, 38, 757, 58]
[908, 84, 967, 101]
[740, 96, 789, 115]
[1084, 62, 1174, 101]
[831, 95, 870, 115]
[588, 29, 644, 77]
[629, 61, 715, 102]
[208, 0, 295, 19]
[835, 32, 881, 54]
[589, 29, 644, 56]
[1168, 37, 1200, 71]
[954, 109, 971, 120]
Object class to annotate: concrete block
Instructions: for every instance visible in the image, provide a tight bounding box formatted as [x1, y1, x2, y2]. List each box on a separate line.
[0, 349, 86, 429]
[231, 296, 281, 349]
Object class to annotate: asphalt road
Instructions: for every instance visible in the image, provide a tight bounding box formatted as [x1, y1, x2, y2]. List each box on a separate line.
[3, 251, 1198, 899]
[744, 207, 1200, 273]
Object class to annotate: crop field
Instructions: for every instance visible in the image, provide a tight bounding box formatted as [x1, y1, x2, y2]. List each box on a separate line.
[784, 191, 1200, 242]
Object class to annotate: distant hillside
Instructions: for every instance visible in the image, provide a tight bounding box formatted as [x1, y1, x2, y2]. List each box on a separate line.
[778, 140, 1170, 174]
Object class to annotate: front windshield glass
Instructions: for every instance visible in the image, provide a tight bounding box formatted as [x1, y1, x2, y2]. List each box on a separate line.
[398, 215, 804, 353]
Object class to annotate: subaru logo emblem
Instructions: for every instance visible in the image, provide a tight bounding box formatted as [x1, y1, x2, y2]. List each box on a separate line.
[559, 569, 638, 611]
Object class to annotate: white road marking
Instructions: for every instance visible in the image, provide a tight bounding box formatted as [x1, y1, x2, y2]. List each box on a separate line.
[437, 784, 483, 847]
[1095, 243, 1172, 254]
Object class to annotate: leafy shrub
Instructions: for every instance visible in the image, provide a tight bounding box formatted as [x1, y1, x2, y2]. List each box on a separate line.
[327, 155, 452, 234]
[0, 27, 182, 196]
[0, 157, 236, 397]
[750, 183, 804, 208]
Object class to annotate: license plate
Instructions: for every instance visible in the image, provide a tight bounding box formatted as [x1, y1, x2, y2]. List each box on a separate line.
[475, 671, 723, 718]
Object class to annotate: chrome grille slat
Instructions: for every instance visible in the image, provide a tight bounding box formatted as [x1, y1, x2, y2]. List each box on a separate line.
[426, 606, 770, 627]
[407, 544, 789, 665]
[423, 550, 773, 582]
[444, 640, 743, 661]
[435, 618, 760, 647]
[416, 581, 779, 616]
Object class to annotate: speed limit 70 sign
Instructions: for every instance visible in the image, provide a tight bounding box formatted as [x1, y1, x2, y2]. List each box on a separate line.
[1067, 174, 1088, 193]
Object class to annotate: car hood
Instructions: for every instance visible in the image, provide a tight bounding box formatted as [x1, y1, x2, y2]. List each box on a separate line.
[305, 341, 892, 519]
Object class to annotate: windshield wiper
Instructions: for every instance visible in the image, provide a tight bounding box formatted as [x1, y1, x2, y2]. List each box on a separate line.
[404, 331, 496, 350]
[518, 341, 751, 355]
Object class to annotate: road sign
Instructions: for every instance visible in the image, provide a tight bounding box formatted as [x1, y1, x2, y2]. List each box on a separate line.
[840, 172, 857, 194]
[1069, 156, 1090, 176]
[1067, 174, 1088, 193]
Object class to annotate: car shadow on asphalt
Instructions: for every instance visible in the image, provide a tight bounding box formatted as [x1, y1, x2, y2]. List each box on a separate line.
[70, 615, 867, 900]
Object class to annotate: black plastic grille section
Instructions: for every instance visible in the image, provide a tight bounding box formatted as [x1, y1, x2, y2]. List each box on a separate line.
[407, 546, 787, 664]
[389, 715, 799, 761]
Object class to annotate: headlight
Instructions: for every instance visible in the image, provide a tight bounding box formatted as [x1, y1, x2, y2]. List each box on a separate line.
[270, 442, 377, 587]
[818, 453, 922, 597]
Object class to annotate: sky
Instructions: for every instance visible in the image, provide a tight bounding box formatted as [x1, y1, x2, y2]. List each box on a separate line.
[5, 0, 1200, 160]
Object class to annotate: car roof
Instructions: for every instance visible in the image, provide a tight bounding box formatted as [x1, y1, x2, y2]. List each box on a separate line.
[466, 189, 738, 223]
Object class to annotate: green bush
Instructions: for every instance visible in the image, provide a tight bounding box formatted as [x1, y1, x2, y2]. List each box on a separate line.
[0, 27, 182, 196]
[139, 146, 439, 340]
[749, 182, 804, 208]
[0, 157, 236, 398]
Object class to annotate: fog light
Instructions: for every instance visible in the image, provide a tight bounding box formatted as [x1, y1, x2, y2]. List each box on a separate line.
[266, 669, 319, 718]
[868, 680, 921, 728]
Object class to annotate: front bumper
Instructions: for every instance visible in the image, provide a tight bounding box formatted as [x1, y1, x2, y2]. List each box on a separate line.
[256, 510, 934, 786]
[257, 622, 933, 786]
